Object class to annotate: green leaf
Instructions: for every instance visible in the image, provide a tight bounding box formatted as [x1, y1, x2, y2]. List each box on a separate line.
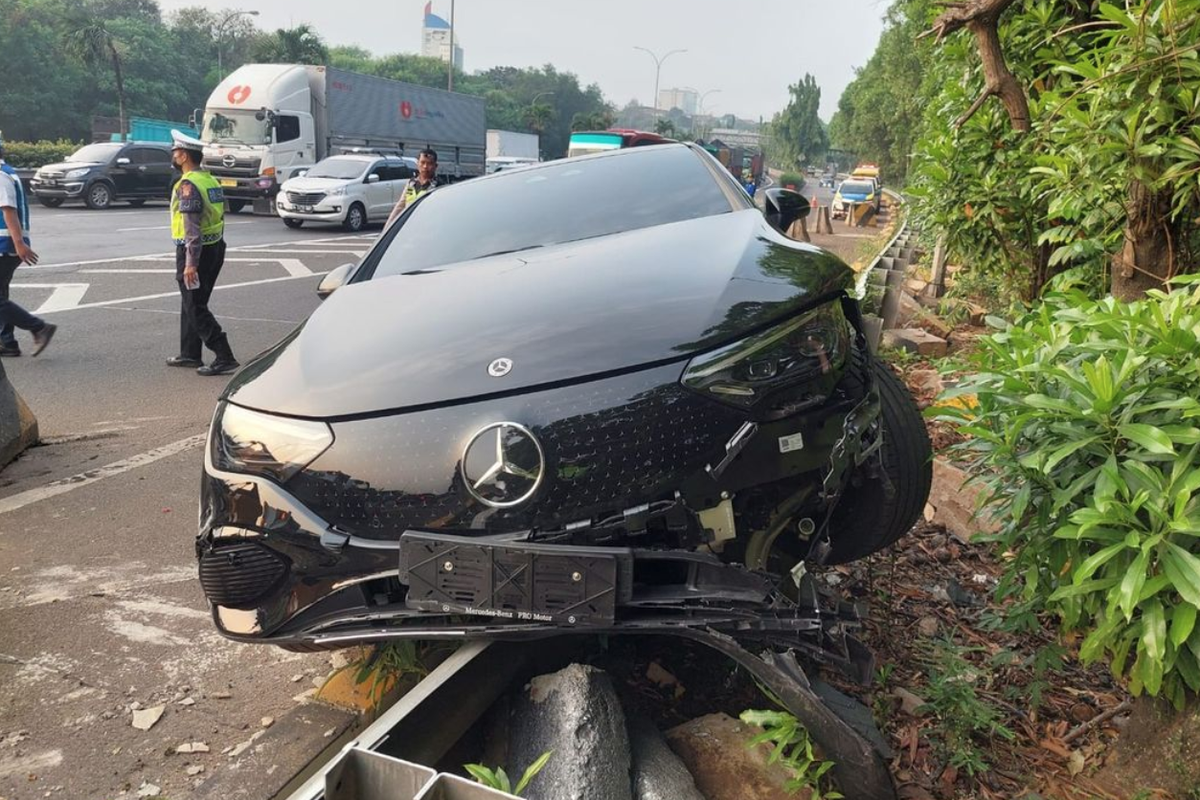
[1162, 543, 1200, 608]
[495, 767, 511, 794]
[465, 764, 498, 788]
[1072, 542, 1128, 584]
[1172, 604, 1198, 649]
[1043, 436, 1100, 473]
[1049, 577, 1119, 601]
[1118, 551, 1148, 621]
[1143, 599, 1167, 662]
[514, 751, 554, 795]
[1119, 423, 1177, 455]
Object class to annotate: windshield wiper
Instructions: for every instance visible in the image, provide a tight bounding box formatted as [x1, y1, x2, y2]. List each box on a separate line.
[471, 244, 545, 260]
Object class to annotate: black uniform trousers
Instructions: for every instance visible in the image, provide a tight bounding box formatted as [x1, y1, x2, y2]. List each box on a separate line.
[175, 239, 233, 361]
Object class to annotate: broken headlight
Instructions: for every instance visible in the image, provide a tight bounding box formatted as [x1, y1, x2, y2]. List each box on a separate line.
[682, 300, 850, 411]
[211, 402, 333, 483]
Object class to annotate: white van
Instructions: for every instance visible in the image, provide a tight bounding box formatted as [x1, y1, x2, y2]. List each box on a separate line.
[276, 154, 417, 231]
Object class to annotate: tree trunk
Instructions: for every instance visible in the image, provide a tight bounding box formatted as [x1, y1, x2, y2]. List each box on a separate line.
[110, 42, 126, 143]
[1111, 178, 1178, 301]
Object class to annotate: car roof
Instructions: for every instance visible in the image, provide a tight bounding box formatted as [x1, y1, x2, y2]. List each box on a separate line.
[467, 141, 701, 187]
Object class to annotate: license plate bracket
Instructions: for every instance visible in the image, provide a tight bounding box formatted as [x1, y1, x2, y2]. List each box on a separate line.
[399, 532, 631, 625]
[219, 179, 237, 188]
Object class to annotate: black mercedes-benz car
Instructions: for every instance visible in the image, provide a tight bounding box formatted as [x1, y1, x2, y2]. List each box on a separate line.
[197, 143, 932, 654]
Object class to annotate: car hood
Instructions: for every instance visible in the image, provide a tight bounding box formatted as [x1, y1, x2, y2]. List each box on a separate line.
[39, 161, 103, 173]
[226, 209, 853, 418]
[282, 176, 358, 193]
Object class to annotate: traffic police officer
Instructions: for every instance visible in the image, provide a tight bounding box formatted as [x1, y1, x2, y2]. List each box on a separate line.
[385, 147, 439, 228]
[166, 129, 238, 376]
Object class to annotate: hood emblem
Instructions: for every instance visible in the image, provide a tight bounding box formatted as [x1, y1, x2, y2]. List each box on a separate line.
[488, 358, 513, 377]
[461, 422, 544, 508]
[222, 154, 237, 168]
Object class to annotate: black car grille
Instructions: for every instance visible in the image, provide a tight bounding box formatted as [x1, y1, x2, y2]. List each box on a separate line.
[199, 541, 288, 607]
[204, 156, 262, 177]
[285, 366, 746, 538]
[287, 192, 326, 206]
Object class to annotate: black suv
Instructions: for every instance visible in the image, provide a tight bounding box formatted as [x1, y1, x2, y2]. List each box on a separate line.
[29, 141, 174, 209]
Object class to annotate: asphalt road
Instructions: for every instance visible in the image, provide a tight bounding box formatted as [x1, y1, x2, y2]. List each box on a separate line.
[0, 206, 380, 800]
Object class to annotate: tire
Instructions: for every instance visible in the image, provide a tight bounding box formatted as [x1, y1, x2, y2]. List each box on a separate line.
[227, 200, 247, 214]
[38, 197, 64, 208]
[343, 203, 366, 232]
[823, 359, 933, 563]
[84, 182, 113, 210]
[283, 218, 304, 229]
[128, 199, 146, 207]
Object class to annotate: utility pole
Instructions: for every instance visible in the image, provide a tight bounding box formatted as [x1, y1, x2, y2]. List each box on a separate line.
[216, 9, 258, 83]
[447, 0, 455, 91]
[632, 47, 686, 120]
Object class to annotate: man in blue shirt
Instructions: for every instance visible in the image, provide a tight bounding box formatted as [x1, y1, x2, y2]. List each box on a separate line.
[0, 138, 56, 357]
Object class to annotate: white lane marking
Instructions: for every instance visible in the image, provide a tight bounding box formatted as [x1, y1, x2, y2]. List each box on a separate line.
[80, 269, 175, 274]
[26, 233, 374, 269]
[105, 306, 301, 324]
[134, 256, 313, 276]
[41, 270, 329, 314]
[225, 248, 365, 257]
[0, 434, 206, 517]
[116, 221, 255, 232]
[13, 283, 91, 313]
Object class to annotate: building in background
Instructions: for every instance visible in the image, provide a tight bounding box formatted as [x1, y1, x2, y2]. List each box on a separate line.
[657, 88, 698, 115]
[422, 2, 463, 71]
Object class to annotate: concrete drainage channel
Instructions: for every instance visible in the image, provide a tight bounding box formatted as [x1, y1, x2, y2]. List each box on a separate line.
[262, 203, 922, 800]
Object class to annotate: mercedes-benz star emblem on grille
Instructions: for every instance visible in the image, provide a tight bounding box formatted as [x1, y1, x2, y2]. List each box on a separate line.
[222, 155, 237, 168]
[461, 422, 544, 508]
[487, 357, 513, 377]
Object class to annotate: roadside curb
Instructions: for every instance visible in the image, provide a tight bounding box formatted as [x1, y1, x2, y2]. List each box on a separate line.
[0, 360, 38, 468]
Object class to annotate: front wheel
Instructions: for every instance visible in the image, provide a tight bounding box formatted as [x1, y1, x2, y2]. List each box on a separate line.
[227, 199, 247, 213]
[38, 197, 64, 208]
[283, 218, 304, 229]
[343, 203, 366, 232]
[85, 182, 113, 210]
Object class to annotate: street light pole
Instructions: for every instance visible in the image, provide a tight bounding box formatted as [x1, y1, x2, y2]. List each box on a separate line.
[447, 0, 455, 91]
[632, 46, 686, 120]
[216, 9, 258, 83]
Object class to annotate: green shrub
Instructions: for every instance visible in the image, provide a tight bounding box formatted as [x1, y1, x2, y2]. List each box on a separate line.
[2, 140, 84, 169]
[778, 172, 806, 192]
[936, 278, 1200, 707]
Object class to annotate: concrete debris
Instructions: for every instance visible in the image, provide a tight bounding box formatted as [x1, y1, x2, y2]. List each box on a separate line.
[175, 742, 209, 754]
[883, 327, 948, 357]
[293, 688, 317, 703]
[186, 764, 205, 776]
[509, 663, 632, 800]
[129, 701, 142, 711]
[666, 713, 796, 800]
[917, 616, 940, 638]
[261, 716, 274, 728]
[628, 715, 704, 800]
[892, 688, 929, 717]
[291, 673, 305, 683]
[212, 691, 232, 699]
[229, 730, 265, 759]
[131, 705, 164, 731]
[178, 697, 196, 706]
[644, 662, 678, 689]
[136, 781, 161, 798]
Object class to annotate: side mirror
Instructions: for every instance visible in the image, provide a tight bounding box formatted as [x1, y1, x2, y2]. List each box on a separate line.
[116, 157, 131, 166]
[297, 169, 308, 178]
[764, 188, 811, 234]
[317, 262, 356, 300]
[366, 173, 381, 183]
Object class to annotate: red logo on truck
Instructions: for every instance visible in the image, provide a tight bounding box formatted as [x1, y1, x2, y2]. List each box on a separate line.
[400, 101, 413, 119]
[227, 85, 252, 104]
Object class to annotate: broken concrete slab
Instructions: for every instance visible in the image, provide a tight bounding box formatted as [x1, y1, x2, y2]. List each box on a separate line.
[508, 663, 632, 800]
[666, 713, 798, 800]
[926, 457, 1001, 540]
[131, 705, 164, 731]
[882, 328, 949, 357]
[0, 360, 38, 468]
[628, 715, 704, 800]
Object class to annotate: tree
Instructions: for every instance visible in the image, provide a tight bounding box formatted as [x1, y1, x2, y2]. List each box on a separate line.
[654, 118, 677, 137]
[64, 14, 129, 141]
[525, 103, 555, 136]
[767, 74, 828, 169]
[253, 24, 328, 65]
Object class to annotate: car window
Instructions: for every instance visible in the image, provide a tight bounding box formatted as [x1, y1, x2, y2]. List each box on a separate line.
[68, 143, 123, 163]
[276, 115, 301, 143]
[365, 161, 386, 181]
[305, 158, 368, 180]
[369, 146, 733, 279]
[130, 148, 169, 165]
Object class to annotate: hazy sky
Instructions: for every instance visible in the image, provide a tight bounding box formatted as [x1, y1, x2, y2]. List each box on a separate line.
[157, 0, 892, 121]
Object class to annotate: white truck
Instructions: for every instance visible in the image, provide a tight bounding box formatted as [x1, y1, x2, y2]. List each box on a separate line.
[485, 129, 539, 173]
[198, 64, 486, 211]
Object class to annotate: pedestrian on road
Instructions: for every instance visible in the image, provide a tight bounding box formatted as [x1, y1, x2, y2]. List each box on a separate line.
[744, 176, 757, 198]
[385, 148, 439, 229]
[166, 130, 238, 376]
[0, 137, 56, 357]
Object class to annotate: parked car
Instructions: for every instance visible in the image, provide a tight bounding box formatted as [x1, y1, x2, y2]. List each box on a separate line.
[276, 154, 418, 231]
[818, 174, 836, 188]
[196, 142, 931, 652]
[830, 179, 880, 219]
[28, 141, 173, 209]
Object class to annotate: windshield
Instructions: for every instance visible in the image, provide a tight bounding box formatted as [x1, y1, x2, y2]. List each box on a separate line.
[304, 158, 369, 180]
[840, 182, 874, 195]
[371, 145, 734, 278]
[67, 143, 122, 163]
[202, 110, 272, 145]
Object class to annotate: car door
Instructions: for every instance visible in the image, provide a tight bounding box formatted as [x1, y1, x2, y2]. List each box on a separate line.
[132, 147, 173, 199]
[383, 159, 414, 213]
[363, 160, 392, 218]
[109, 146, 142, 197]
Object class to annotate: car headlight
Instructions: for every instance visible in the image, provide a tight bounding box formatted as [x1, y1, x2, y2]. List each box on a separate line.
[325, 186, 346, 197]
[682, 301, 851, 414]
[65, 168, 90, 179]
[211, 402, 333, 483]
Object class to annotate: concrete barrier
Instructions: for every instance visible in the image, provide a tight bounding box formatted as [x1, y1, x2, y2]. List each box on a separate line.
[0, 360, 38, 467]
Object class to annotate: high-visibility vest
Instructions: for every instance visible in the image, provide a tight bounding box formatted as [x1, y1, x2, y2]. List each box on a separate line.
[403, 179, 435, 206]
[171, 169, 225, 246]
[0, 163, 31, 255]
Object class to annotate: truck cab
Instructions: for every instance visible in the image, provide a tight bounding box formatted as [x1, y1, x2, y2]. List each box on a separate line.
[200, 64, 316, 210]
